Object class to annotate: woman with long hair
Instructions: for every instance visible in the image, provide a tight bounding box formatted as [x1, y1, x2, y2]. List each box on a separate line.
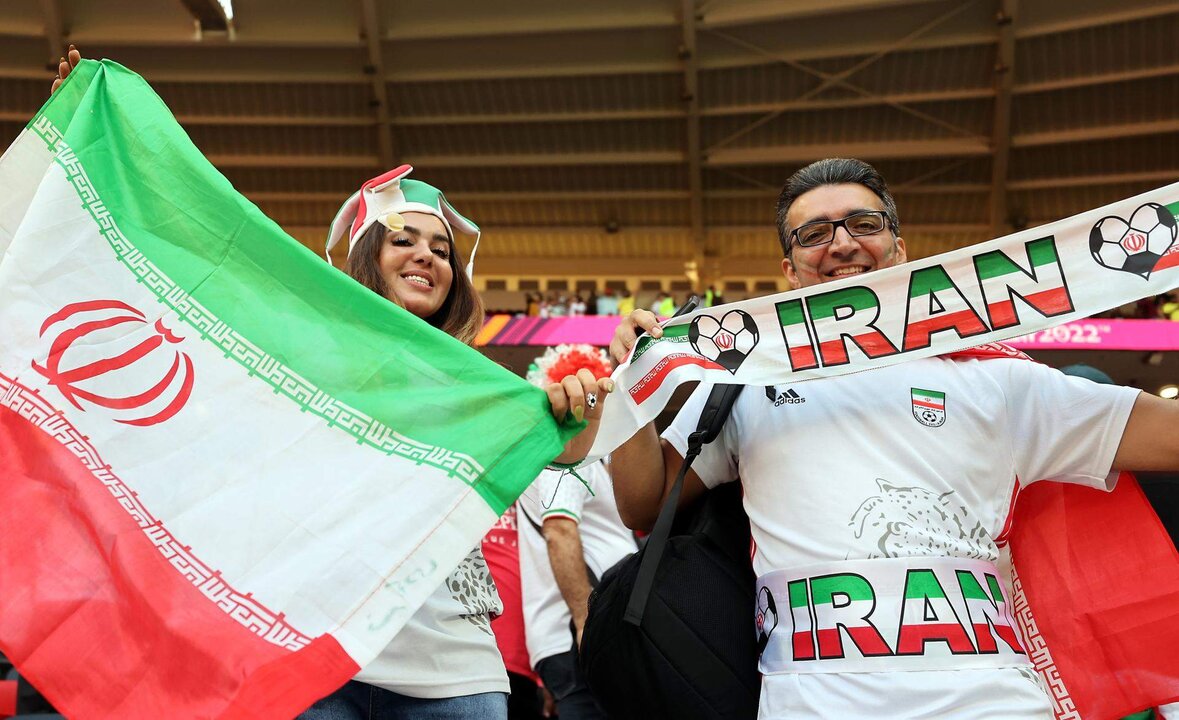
[296, 166, 509, 719]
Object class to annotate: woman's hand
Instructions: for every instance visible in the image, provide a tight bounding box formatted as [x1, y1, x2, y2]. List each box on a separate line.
[545, 310, 666, 463]
[545, 368, 613, 427]
[546, 368, 614, 465]
[50, 45, 82, 94]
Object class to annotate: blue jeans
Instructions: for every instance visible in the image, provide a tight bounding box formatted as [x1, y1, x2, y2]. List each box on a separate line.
[299, 681, 508, 720]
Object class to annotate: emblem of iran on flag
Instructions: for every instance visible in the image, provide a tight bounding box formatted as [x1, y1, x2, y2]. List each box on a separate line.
[0, 60, 575, 719]
[910, 388, 945, 427]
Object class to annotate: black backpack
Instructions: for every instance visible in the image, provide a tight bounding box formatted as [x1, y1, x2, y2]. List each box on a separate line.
[578, 384, 759, 720]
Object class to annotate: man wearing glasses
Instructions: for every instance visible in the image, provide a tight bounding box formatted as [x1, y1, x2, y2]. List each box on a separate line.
[558, 158, 1179, 719]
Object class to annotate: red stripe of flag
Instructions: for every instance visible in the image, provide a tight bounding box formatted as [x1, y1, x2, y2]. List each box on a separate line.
[1008, 473, 1179, 717]
[1154, 249, 1179, 272]
[986, 287, 1072, 329]
[912, 399, 944, 410]
[0, 383, 358, 719]
[628, 353, 724, 404]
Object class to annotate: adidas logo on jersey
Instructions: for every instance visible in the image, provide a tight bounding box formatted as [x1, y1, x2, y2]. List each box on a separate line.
[766, 386, 805, 406]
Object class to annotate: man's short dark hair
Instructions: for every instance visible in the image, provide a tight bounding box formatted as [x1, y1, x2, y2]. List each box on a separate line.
[775, 158, 901, 257]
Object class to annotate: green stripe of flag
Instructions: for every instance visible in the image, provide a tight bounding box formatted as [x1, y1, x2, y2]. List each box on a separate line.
[975, 236, 1058, 280]
[807, 287, 879, 321]
[777, 300, 806, 327]
[956, 571, 991, 601]
[35, 61, 576, 514]
[788, 580, 809, 609]
[811, 574, 875, 604]
[912, 388, 945, 402]
[631, 322, 690, 360]
[907, 266, 954, 298]
[904, 570, 949, 600]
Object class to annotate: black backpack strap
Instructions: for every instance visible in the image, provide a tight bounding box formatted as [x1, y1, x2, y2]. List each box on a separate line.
[623, 383, 743, 626]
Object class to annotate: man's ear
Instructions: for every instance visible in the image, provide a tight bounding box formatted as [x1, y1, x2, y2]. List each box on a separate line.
[893, 236, 908, 265]
[782, 256, 801, 290]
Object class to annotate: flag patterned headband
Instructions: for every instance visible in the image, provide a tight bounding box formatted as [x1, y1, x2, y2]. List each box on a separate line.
[325, 164, 481, 277]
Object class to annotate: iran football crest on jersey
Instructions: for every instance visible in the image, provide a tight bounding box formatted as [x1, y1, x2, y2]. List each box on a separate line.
[911, 388, 945, 427]
[31, 299, 195, 427]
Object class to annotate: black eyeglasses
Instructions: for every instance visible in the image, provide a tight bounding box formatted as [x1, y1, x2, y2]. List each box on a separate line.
[789, 210, 890, 249]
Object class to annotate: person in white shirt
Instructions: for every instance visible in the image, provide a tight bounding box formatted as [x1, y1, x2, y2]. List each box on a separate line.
[545, 158, 1179, 720]
[518, 463, 636, 720]
[520, 346, 634, 718]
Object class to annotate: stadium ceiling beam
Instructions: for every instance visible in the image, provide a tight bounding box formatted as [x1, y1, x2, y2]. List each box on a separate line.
[707, 139, 991, 165]
[1011, 119, 1179, 147]
[0, 67, 369, 84]
[706, 184, 992, 198]
[699, 0, 946, 29]
[680, 0, 709, 290]
[367, 2, 1179, 46]
[1016, 62, 1179, 95]
[208, 117, 1179, 172]
[382, 12, 676, 42]
[1014, 1, 1179, 39]
[174, 113, 374, 127]
[222, 151, 686, 170]
[359, 0, 394, 169]
[36, 0, 64, 68]
[392, 109, 684, 126]
[701, 0, 1179, 40]
[703, 0, 984, 155]
[401, 151, 687, 167]
[1008, 170, 1179, 191]
[71, 54, 1173, 129]
[989, 0, 1017, 239]
[206, 154, 381, 169]
[380, 88, 993, 128]
[243, 170, 1179, 207]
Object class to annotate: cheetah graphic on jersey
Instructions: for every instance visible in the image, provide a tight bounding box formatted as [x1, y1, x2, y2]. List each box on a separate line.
[850, 478, 995, 561]
[444, 548, 499, 635]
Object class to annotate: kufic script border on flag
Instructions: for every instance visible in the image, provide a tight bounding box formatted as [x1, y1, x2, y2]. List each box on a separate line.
[29, 114, 487, 487]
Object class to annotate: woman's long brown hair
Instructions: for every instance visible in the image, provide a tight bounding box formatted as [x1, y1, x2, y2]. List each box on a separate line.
[345, 223, 484, 346]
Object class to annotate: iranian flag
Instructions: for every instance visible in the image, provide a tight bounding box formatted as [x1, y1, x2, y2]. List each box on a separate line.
[0, 60, 575, 718]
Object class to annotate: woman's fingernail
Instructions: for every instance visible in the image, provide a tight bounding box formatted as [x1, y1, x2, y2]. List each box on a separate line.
[652, 327, 663, 338]
[573, 406, 584, 422]
[604, 379, 615, 393]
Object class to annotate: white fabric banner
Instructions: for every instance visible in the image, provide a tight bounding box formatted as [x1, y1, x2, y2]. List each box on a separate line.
[587, 182, 1179, 462]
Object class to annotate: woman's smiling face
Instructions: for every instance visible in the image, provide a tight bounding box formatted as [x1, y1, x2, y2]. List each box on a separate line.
[377, 211, 454, 319]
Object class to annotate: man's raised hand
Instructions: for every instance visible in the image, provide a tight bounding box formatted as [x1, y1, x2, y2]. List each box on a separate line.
[609, 309, 662, 365]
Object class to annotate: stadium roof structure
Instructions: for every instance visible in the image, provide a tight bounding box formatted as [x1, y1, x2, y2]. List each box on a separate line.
[2, 0, 1178, 289]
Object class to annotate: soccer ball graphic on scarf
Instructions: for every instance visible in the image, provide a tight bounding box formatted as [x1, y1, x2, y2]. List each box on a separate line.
[689, 309, 759, 374]
[1089, 202, 1177, 279]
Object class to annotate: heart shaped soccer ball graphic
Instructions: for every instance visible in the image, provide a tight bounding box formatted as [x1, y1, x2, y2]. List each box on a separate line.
[689, 309, 759, 374]
[755, 586, 778, 654]
[1089, 202, 1178, 279]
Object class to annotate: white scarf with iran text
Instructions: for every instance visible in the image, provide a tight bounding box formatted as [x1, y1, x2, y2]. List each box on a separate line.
[586, 182, 1179, 462]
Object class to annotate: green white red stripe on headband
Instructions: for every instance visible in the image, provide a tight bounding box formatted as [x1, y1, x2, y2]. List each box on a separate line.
[325, 164, 482, 277]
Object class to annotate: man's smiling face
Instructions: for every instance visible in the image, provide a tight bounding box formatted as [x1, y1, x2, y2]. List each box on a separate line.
[781, 183, 907, 289]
